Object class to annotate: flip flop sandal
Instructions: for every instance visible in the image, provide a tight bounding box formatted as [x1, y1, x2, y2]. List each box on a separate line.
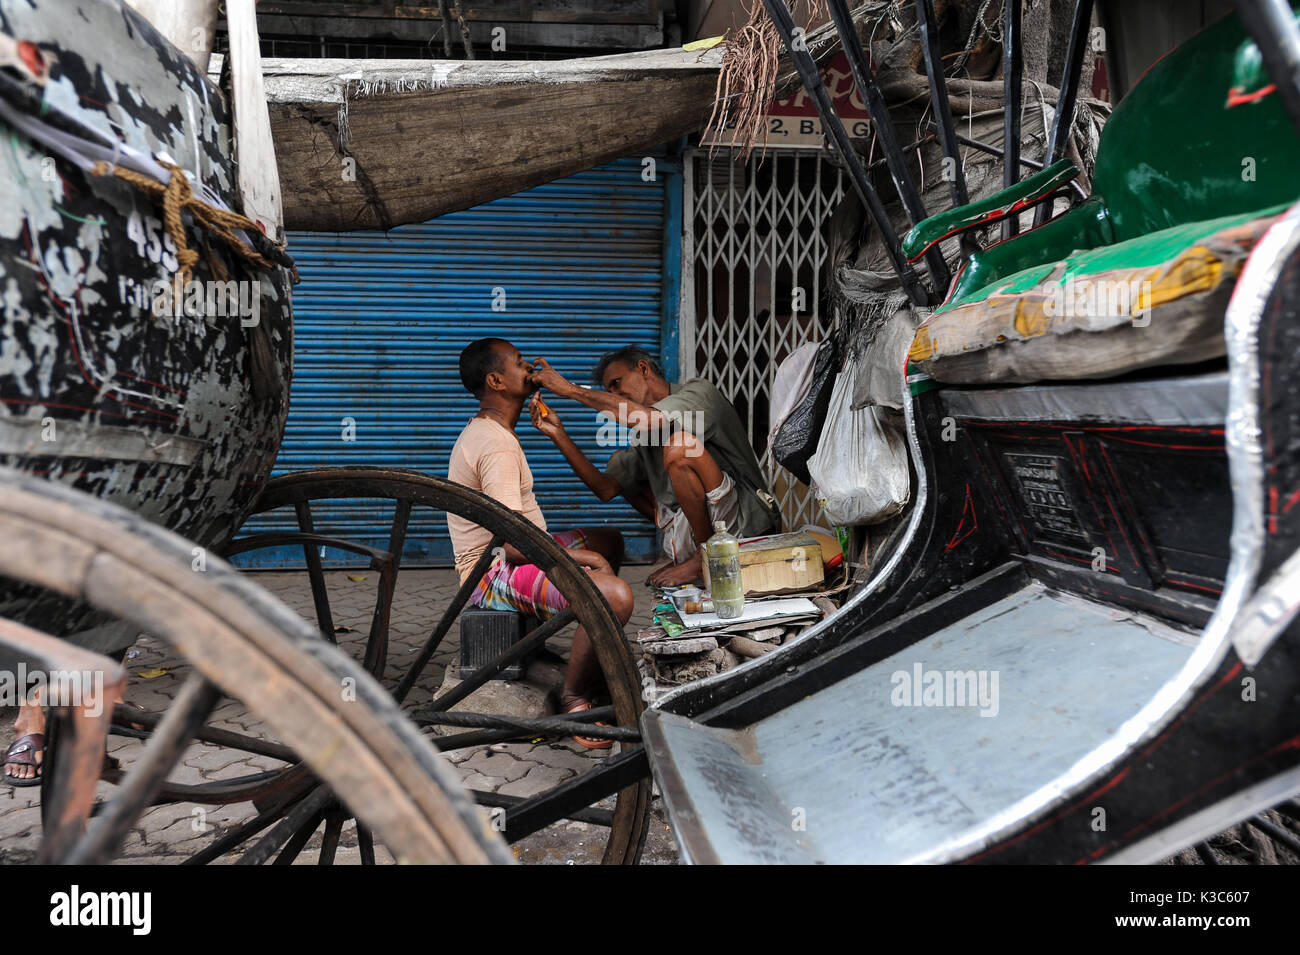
[561, 700, 613, 751]
[110, 702, 150, 738]
[3, 733, 44, 788]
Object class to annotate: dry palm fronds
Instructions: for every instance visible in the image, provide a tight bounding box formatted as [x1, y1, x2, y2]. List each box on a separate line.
[703, 0, 827, 162]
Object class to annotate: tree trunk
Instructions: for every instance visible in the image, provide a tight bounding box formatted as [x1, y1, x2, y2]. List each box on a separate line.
[1023, 0, 1054, 87]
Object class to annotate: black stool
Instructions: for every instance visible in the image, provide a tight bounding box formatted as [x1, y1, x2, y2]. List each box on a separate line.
[458, 607, 539, 681]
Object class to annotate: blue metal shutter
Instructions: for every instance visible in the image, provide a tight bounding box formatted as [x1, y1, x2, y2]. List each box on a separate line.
[238, 155, 675, 567]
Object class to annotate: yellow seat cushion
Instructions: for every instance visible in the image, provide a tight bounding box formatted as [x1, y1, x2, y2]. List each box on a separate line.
[909, 205, 1290, 385]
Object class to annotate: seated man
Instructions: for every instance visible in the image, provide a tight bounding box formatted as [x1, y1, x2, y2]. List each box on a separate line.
[528, 345, 781, 587]
[448, 338, 633, 748]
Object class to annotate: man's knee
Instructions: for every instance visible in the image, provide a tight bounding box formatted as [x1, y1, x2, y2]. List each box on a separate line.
[596, 574, 634, 623]
[662, 430, 707, 470]
[663, 432, 724, 496]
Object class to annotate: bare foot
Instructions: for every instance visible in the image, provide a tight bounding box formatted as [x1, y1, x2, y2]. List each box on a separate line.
[4, 734, 42, 782]
[559, 694, 613, 751]
[5, 687, 45, 782]
[644, 560, 675, 586]
[647, 551, 705, 588]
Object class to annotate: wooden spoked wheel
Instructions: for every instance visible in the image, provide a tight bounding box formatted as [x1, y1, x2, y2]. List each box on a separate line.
[0, 469, 510, 865]
[229, 467, 653, 865]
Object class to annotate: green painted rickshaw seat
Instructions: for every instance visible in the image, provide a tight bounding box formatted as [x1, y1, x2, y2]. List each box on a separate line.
[928, 7, 1300, 319]
[908, 203, 1290, 383]
[947, 202, 1289, 312]
[902, 159, 1080, 262]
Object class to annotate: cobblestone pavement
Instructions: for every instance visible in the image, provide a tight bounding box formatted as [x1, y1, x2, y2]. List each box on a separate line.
[0, 563, 679, 865]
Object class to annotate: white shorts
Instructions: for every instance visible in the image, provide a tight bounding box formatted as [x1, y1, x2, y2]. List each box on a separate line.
[657, 472, 740, 562]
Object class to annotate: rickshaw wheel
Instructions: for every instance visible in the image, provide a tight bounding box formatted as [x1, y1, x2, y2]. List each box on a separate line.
[0, 470, 510, 865]
[227, 467, 653, 865]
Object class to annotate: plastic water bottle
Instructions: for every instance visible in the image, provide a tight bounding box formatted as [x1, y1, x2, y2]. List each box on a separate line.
[705, 521, 744, 619]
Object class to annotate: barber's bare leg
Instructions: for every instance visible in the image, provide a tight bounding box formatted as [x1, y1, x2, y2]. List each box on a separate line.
[647, 433, 726, 588]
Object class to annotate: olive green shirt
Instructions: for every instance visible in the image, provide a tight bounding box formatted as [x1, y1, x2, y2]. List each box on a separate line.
[603, 379, 781, 537]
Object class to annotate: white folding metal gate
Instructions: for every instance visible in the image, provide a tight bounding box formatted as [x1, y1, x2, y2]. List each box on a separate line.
[680, 147, 845, 531]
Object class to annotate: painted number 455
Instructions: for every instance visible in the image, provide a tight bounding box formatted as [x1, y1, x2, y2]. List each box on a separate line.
[126, 211, 179, 273]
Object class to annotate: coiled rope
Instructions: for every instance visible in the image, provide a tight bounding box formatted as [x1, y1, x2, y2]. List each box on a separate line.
[90, 159, 296, 289]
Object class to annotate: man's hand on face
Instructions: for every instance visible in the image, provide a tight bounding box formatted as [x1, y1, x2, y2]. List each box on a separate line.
[528, 356, 573, 397]
[529, 394, 565, 439]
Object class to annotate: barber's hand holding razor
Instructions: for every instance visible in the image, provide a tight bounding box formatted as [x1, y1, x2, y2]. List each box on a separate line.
[529, 393, 565, 439]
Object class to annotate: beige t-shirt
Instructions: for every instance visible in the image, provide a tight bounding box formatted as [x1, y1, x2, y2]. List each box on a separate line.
[447, 416, 547, 582]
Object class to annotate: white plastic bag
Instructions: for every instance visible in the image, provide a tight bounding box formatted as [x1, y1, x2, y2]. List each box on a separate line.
[808, 358, 910, 525]
[766, 340, 820, 454]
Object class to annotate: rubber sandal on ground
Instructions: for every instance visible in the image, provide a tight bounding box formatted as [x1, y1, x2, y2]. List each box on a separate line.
[3, 733, 44, 788]
[111, 701, 150, 738]
[560, 699, 613, 750]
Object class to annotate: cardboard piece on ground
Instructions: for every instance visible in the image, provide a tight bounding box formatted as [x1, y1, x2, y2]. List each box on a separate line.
[703, 532, 826, 596]
[680, 597, 820, 630]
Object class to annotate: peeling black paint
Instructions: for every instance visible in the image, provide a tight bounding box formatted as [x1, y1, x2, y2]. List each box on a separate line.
[0, 0, 294, 641]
